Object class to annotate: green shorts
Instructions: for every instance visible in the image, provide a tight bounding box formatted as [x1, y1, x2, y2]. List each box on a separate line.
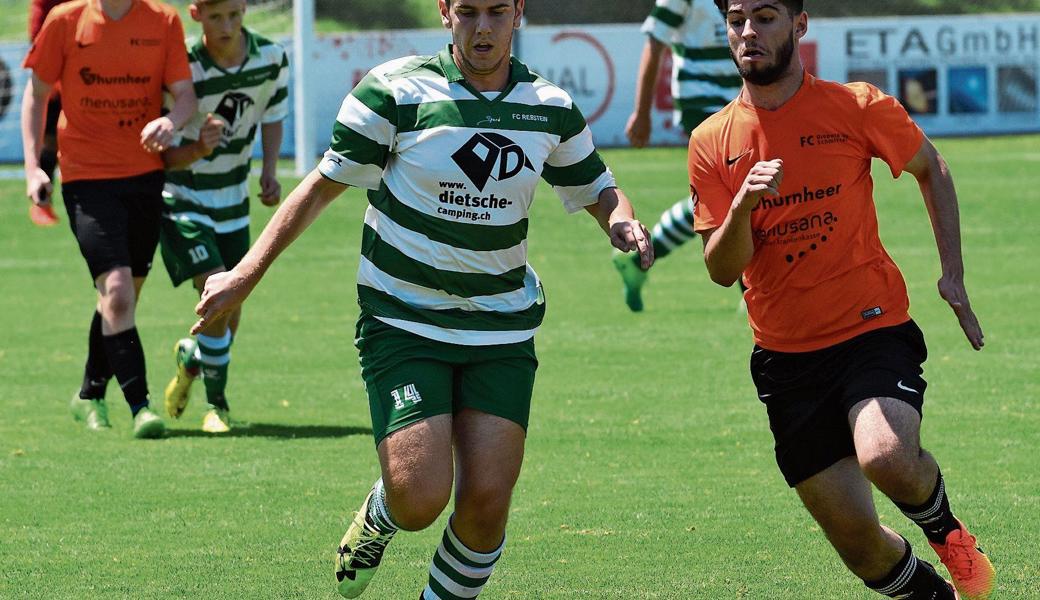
[355, 313, 538, 446]
[159, 217, 250, 287]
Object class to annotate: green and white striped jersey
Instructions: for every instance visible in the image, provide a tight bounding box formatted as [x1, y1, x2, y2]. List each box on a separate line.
[644, 0, 742, 132]
[319, 46, 616, 346]
[163, 28, 289, 233]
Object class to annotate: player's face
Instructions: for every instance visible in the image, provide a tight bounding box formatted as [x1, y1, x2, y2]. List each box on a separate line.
[724, 1, 805, 86]
[192, 0, 247, 49]
[440, 0, 524, 88]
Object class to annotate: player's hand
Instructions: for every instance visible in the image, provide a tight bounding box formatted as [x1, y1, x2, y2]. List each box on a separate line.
[625, 112, 652, 148]
[259, 170, 281, 206]
[140, 115, 176, 153]
[26, 167, 53, 207]
[938, 274, 984, 350]
[734, 159, 783, 214]
[192, 269, 255, 335]
[196, 113, 224, 156]
[609, 218, 654, 270]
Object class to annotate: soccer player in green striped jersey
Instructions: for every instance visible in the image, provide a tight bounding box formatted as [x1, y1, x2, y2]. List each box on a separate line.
[614, 0, 743, 311]
[159, 0, 289, 433]
[193, 0, 653, 596]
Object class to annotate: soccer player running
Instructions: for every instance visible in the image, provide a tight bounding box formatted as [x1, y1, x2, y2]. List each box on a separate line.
[25, 0, 74, 226]
[192, 0, 652, 596]
[692, 2, 994, 599]
[613, 0, 741, 311]
[22, 0, 196, 438]
[159, 0, 288, 433]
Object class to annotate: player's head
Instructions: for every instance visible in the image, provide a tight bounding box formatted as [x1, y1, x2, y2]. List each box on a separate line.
[715, 1, 807, 87]
[439, 0, 525, 84]
[190, 0, 247, 47]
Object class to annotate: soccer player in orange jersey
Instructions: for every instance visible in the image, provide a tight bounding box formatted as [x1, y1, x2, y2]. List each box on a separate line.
[692, 2, 994, 599]
[22, 0, 197, 438]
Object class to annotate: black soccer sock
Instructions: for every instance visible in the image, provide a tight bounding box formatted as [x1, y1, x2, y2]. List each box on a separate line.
[101, 327, 150, 415]
[865, 539, 956, 599]
[894, 470, 960, 545]
[40, 148, 58, 181]
[79, 311, 111, 400]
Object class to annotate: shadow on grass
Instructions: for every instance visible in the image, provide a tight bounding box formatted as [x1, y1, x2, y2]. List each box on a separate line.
[165, 422, 372, 440]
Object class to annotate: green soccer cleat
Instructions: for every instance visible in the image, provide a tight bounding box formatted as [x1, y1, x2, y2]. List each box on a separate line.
[164, 338, 199, 419]
[132, 406, 166, 439]
[612, 250, 648, 312]
[335, 490, 396, 598]
[69, 393, 111, 430]
[201, 407, 231, 433]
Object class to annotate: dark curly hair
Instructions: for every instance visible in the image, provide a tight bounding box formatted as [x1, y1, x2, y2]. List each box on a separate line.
[713, 0, 804, 16]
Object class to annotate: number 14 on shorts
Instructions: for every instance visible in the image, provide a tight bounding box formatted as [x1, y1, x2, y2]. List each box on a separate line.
[391, 383, 423, 410]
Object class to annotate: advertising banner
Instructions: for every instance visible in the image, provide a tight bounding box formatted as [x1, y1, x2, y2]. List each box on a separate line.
[1, 14, 1038, 163]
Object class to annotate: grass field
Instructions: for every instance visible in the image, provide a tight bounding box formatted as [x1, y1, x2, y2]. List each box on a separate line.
[1, 138, 1038, 599]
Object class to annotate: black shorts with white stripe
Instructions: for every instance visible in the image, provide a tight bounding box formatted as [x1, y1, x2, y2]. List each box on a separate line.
[750, 319, 929, 487]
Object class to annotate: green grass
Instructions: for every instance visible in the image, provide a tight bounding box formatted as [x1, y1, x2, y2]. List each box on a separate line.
[1, 137, 1038, 599]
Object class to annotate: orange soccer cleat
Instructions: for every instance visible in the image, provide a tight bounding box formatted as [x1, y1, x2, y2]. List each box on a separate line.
[929, 520, 995, 600]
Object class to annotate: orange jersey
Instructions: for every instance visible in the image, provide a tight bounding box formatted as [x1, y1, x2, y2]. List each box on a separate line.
[691, 72, 925, 352]
[23, 0, 191, 182]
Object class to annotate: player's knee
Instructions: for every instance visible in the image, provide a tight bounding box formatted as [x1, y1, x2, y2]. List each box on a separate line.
[383, 477, 450, 531]
[99, 285, 137, 323]
[454, 480, 513, 526]
[859, 444, 921, 490]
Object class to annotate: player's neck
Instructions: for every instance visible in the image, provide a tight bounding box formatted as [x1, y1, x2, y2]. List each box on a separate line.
[205, 31, 248, 70]
[99, 0, 133, 20]
[741, 66, 805, 111]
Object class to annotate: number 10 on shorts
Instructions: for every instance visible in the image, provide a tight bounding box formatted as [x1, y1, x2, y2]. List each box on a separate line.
[189, 245, 210, 264]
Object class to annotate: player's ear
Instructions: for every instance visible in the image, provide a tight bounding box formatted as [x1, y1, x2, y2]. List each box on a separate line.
[189, 3, 201, 22]
[794, 12, 808, 40]
[514, 0, 525, 28]
[439, 0, 451, 29]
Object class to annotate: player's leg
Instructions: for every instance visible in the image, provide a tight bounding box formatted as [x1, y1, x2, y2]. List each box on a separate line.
[158, 216, 228, 422]
[851, 398, 994, 599]
[416, 341, 536, 599]
[417, 409, 524, 600]
[191, 226, 251, 431]
[612, 195, 695, 312]
[63, 174, 163, 437]
[336, 316, 457, 598]
[796, 458, 957, 598]
[844, 321, 993, 599]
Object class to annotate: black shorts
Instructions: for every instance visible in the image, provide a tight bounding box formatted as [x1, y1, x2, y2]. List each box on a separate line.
[750, 320, 929, 487]
[62, 171, 165, 282]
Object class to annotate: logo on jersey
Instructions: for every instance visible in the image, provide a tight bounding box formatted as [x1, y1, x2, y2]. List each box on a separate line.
[78, 67, 151, 86]
[799, 132, 850, 147]
[214, 92, 255, 138]
[452, 132, 535, 192]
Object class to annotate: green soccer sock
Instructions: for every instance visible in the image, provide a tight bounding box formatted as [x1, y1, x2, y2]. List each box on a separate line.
[421, 517, 502, 599]
[649, 196, 697, 261]
[197, 330, 232, 411]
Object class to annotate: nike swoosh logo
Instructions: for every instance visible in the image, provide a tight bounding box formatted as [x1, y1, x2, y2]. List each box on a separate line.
[758, 393, 773, 399]
[896, 380, 919, 394]
[726, 149, 752, 166]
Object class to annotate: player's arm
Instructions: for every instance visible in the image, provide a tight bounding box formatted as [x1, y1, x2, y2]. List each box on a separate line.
[626, 37, 667, 148]
[903, 138, 984, 350]
[258, 122, 284, 206]
[192, 170, 348, 334]
[702, 159, 783, 286]
[162, 113, 224, 170]
[142, 78, 197, 153]
[21, 72, 53, 206]
[584, 187, 654, 269]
